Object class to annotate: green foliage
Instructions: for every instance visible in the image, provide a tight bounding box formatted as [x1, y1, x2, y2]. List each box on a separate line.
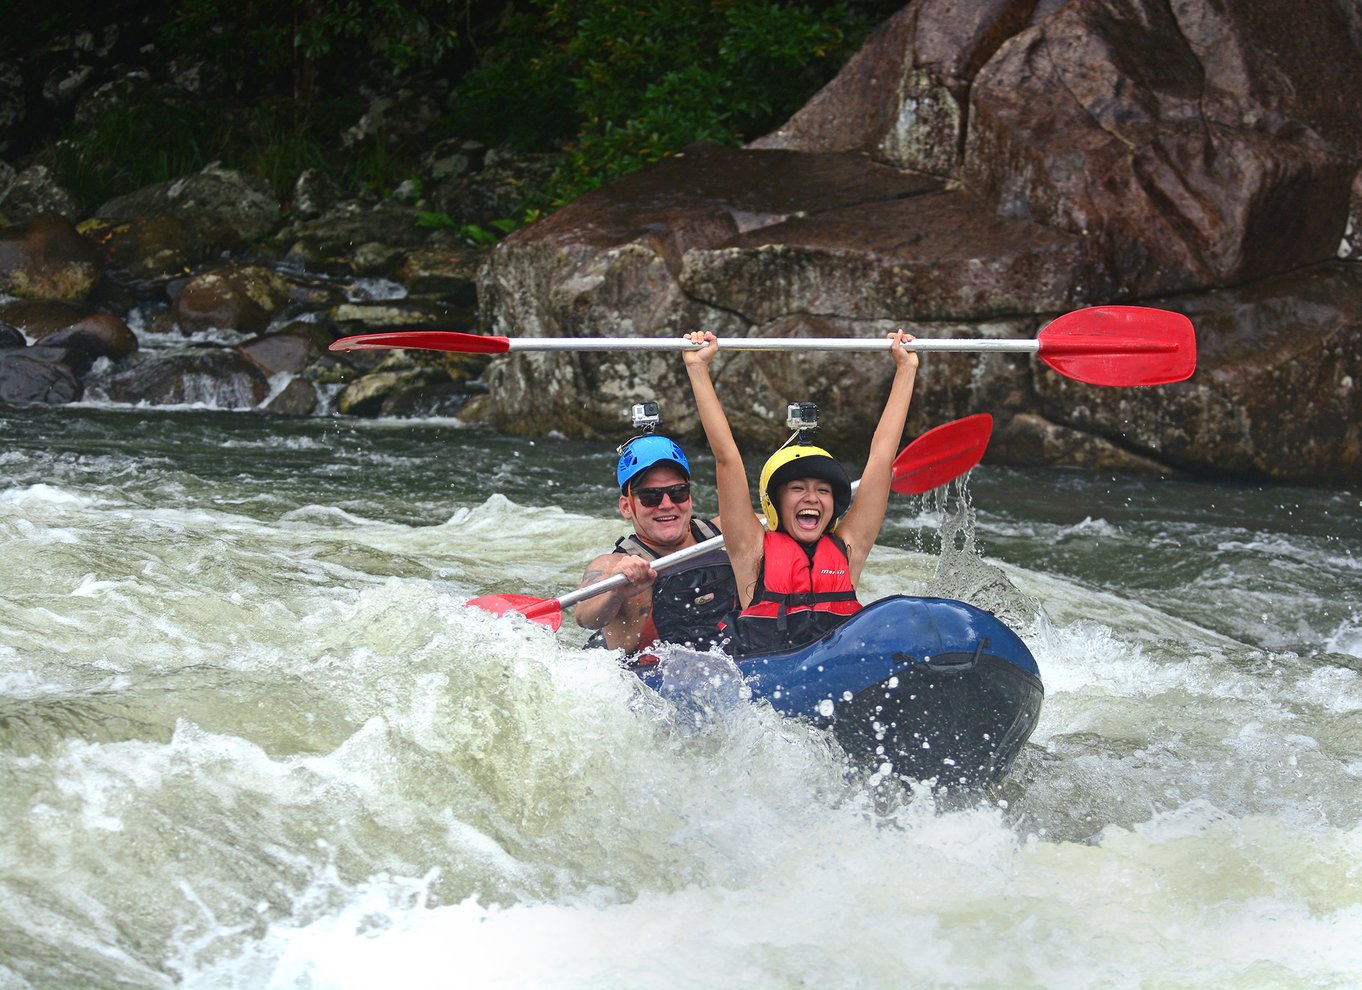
[451, 0, 878, 203]
[51, 97, 226, 208]
[42, 0, 889, 214]
[50, 92, 407, 209]
[417, 211, 541, 249]
[157, 0, 464, 97]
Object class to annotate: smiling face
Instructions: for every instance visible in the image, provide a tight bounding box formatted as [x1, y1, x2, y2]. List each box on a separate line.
[775, 476, 835, 544]
[619, 464, 693, 550]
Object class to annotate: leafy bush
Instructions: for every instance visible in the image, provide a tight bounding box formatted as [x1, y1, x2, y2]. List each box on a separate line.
[49, 91, 403, 209]
[45, 0, 888, 214]
[451, 0, 879, 202]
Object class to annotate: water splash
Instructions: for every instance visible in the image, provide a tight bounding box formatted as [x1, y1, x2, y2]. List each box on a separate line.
[922, 476, 1044, 630]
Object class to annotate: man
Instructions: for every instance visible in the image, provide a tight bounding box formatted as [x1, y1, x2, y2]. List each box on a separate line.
[573, 434, 738, 656]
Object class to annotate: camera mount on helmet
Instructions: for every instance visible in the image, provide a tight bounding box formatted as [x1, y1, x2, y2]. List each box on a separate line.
[629, 401, 661, 434]
[785, 401, 820, 445]
[615, 401, 690, 492]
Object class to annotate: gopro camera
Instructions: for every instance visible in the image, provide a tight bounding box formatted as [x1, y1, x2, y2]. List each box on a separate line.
[786, 401, 820, 432]
[630, 401, 661, 432]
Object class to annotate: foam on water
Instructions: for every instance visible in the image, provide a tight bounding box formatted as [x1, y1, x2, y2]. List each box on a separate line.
[179, 797, 1362, 990]
[3, 414, 1361, 989]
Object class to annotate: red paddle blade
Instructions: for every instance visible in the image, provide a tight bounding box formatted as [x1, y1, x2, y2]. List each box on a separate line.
[1038, 306, 1195, 386]
[466, 593, 563, 630]
[890, 413, 993, 494]
[329, 331, 512, 354]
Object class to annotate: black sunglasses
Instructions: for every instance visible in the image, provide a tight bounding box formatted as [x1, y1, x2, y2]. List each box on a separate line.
[632, 483, 692, 508]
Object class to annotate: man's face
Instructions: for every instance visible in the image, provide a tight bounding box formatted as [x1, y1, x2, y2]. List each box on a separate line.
[620, 465, 692, 549]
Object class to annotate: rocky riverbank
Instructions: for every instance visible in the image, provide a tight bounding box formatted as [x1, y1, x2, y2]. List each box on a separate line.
[0, 147, 555, 418]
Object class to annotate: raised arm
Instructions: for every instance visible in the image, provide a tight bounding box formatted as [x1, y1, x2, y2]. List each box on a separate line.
[837, 331, 919, 581]
[682, 332, 764, 604]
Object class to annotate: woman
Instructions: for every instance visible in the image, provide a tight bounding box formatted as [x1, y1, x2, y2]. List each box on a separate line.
[682, 329, 918, 656]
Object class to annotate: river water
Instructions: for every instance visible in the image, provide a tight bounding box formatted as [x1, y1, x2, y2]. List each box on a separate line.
[2, 403, 1360, 989]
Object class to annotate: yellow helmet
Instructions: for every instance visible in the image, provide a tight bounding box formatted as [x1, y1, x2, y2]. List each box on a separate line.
[758, 445, 852, 531]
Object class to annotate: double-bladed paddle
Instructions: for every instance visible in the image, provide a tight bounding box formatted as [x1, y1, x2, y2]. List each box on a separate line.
[329, 306, 1195, 386]
[466, 413, 993, 630]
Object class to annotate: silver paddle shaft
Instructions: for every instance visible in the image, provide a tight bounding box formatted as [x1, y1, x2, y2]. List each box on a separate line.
[505, 337, 1042, 354]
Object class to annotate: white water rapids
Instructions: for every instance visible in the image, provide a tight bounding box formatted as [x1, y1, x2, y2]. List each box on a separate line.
[2, 407, 1360, 989]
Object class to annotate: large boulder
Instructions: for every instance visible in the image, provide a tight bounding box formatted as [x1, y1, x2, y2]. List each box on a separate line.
[32, 312, 138, 373]
[0, 348, 82, 404]
[466, 0, 1362, 485]
[961, 0, 1362, 298]
[0, 213, 104, 301]
[472, 145, 1090, 440]
[92, 163, 280, 260]
[751, 1, 1038, 175]
[1027, 263, 1362, 487]
[92, 348, 271, 408]
[77, 214, 200, 282]
[756, 0, 1362, 298]
[0, 164, 80, 222]
[171, 264, 293, 335]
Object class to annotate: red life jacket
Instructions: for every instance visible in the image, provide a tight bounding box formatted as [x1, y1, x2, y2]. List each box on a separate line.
[732, 532, 861, 656]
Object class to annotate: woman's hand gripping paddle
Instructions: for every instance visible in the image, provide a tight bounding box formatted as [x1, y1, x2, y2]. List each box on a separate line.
[330, 306, 1195, 387]
[466, 413, 994, 630]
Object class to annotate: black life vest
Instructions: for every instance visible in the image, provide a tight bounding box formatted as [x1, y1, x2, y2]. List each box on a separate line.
[731, 531, 861, 657]
[586, 519, 738, 655]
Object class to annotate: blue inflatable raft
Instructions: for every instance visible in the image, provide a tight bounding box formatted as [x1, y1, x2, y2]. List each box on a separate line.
[638, 595, 1043, 789]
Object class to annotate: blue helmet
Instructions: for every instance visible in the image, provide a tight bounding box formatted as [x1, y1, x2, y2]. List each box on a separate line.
[616, 435, 690, 491]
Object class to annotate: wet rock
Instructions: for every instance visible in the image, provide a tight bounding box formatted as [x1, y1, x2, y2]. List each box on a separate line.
[378, 379, 479, 418]
[36, 313, 138, 373]
[96, 347, 271, 409]
[426, 149, 561, 226]
[0, 298, 89, 337]
[467, 0, 1362, 488]
[93, 162, 280, 258]
[680, 185, 1087, 322]
[395, 244, 482, 302]
[284, 202, 438, 256]
[335, 351, 453, 416]
[351, 242, 408, 276]
[289, 169, 341, 221]
[0, 322, 23, 348]
[751, 1, 1036, 175]
[0, 213, 104, 301]
[1032, 262, 1362, 487]
[0, 164, 80, 222]
[1339, 170, 1362, 262]
[472, 144, 1085, 439]
[77, 214, 198, 281]
[337, 369, 418, 416]
[238, 321, 335, 376]
[328, 300, 462, 328]
[262, 377, 319, 416]
[754, 0, 1362, 302]
[995, 412, 1180, 475]
[421, 138, 484, 183]
[961, 0, 1362, 298]
[172, 264, 292, 334]
[0, 348, 82, 404]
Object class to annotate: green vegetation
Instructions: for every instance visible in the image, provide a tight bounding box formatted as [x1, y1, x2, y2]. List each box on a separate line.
[50, 95, 390, 209]
[451, 0, 878, 203]
[45, 0, 890, 219]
